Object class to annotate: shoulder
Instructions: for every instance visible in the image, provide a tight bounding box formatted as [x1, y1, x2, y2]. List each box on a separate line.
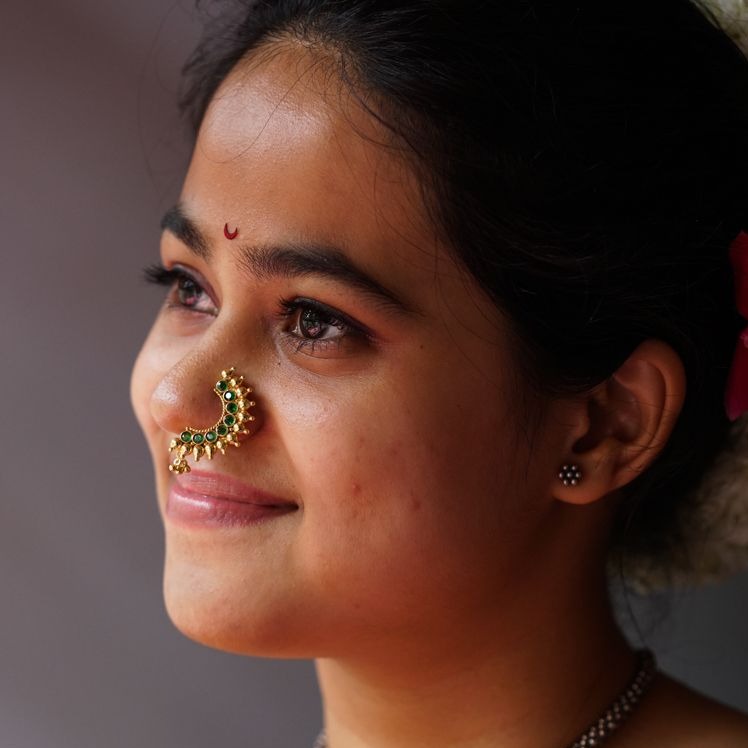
[618, 672, 748, 747]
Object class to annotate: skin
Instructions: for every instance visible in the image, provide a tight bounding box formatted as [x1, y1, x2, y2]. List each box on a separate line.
[130, 43, 748, 747]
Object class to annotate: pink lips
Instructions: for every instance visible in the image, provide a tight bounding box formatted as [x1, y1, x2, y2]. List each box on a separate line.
[166, 470, 298, 528]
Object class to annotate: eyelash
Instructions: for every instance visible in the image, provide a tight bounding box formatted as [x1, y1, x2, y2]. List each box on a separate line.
[141, 263, 370, 354]
[143, 264, 212, 311]
[275, 297, 370, 354]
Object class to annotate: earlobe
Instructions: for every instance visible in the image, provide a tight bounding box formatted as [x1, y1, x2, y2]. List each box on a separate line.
[554, 339, 687, 506]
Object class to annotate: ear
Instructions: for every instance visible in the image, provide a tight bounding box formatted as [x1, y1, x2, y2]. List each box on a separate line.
[553, 339, 687, 506]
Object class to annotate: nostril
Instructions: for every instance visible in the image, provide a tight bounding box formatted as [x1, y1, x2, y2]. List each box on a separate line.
[150, 369, 222, 438]
[150, 364, 260, 434]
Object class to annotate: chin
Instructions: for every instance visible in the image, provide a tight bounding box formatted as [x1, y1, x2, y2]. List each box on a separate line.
[161, 553, 313, 658]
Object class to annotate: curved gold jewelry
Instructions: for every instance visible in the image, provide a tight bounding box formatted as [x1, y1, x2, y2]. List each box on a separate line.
[168, 367, 256, 474]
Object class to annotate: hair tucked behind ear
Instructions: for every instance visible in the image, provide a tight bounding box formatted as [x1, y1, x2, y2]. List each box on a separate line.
[178, 0, 748, 588]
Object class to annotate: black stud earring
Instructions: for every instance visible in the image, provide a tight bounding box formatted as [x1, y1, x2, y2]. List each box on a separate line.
[558, 464, 583, 486]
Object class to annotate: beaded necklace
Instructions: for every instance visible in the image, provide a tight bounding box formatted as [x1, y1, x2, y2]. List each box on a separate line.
[312, 649, 657, 748]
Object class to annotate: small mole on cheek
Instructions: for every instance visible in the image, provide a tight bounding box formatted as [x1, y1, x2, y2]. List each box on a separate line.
[351, 482, 361, 496]
[410, 489, 422, 512]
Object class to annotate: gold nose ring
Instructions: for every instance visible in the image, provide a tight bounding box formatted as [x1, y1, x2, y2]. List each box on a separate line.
[168, 367, 256, 474]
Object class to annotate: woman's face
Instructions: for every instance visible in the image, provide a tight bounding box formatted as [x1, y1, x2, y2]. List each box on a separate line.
[131, 46, 568, 657]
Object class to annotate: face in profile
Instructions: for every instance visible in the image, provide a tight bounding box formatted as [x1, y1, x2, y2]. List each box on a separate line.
[130, 45, 570, 658]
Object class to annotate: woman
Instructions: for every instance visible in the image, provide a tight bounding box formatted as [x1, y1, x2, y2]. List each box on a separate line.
[130, 0, 748, 745]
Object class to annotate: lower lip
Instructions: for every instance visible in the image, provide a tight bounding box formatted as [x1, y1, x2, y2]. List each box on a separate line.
[166, 482, 297, 529]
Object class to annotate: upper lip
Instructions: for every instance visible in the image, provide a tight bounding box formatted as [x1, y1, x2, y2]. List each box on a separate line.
[173, 470, 298, 508]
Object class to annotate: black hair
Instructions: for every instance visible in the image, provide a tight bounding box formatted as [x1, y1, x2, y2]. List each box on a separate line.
[178, 0, 748, 576]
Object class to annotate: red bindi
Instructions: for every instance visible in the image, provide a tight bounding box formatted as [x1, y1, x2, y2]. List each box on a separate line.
[224, 223, 239, 240]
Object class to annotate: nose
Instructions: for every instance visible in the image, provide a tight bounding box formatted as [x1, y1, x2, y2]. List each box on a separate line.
[150, 357, 259, 442]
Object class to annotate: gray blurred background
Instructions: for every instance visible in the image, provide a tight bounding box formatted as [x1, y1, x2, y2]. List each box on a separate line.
[0, 2, 746, 747]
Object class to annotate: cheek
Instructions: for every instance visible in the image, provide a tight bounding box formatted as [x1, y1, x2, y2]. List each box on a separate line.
[277, 351, 517, 524]
[278, 361, 523, 614]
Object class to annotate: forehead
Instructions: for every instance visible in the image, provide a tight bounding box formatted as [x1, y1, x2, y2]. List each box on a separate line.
[180, 43, 506, 345]
[185, 43, 434, 259]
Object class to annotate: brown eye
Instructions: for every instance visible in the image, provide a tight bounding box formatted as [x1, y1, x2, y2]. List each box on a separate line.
[142, 263, 216, 315]
[298, 307, 341, 339]
[277, 297, 370, 357]
[176, 275, 203, 308]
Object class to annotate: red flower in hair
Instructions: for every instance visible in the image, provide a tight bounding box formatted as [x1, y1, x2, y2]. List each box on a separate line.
[725, 230, 748, 421]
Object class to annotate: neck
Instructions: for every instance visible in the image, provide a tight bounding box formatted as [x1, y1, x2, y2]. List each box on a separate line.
[316, 569, 634, 748]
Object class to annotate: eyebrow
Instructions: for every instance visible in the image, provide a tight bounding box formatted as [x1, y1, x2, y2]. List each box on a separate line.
[160, 204, 210, 259]
[160, 204, 420, 318]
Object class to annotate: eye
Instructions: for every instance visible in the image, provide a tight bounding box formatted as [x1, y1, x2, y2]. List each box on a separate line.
[142, 263, 216, 315]
[277, 297, 370, 356]
[297, 306, 344, 339]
